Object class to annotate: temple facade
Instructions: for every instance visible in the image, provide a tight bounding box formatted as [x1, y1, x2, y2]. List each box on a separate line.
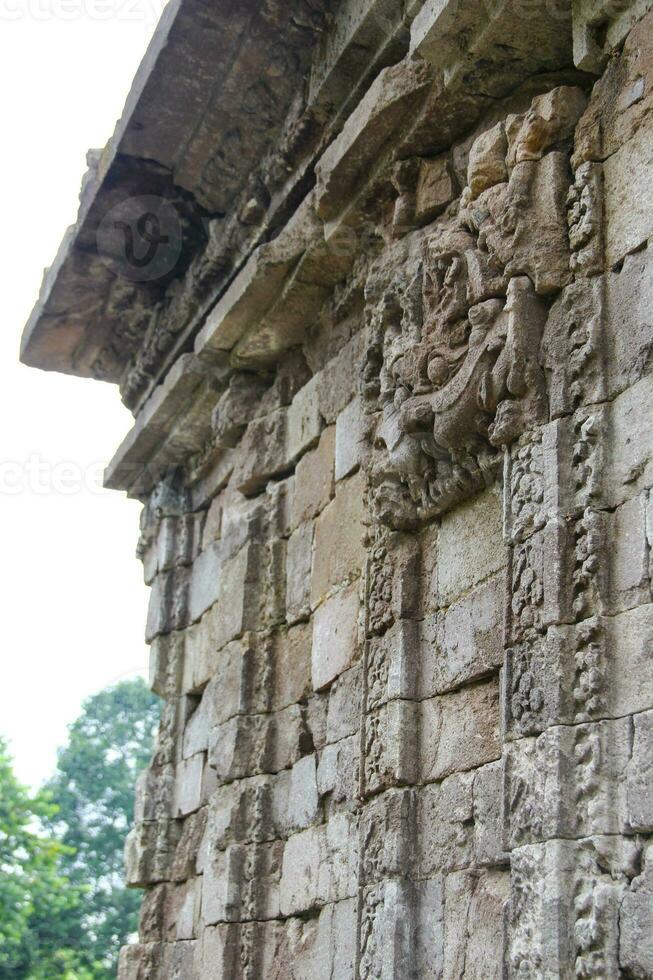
[22, 0, 653, 975]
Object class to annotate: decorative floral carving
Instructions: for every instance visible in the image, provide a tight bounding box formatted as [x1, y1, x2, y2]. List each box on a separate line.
[567, 162, 604, 277]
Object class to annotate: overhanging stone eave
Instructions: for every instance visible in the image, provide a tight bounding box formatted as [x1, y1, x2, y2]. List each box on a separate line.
[17, 0, 292, 383]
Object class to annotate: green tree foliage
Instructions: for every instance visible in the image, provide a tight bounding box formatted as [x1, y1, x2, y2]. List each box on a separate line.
[42, 678, 161, 978]
[0, 736, 86, 979]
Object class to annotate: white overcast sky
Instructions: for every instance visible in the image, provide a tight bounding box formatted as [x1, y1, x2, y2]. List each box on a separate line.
[0, 3, 166, 786]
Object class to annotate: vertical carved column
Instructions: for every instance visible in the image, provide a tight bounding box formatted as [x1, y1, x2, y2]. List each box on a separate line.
[503, 150, 642, 978]
[357, 524, 420, 978]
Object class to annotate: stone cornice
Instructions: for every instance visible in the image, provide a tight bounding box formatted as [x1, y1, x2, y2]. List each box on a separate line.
[21, 0, 620, 498]
[20, 0, 333, 384]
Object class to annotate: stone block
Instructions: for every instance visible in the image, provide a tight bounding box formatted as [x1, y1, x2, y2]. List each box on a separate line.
[182, 696, 210, 759]
[315, 57, 433, 220]
[124, 818, 180, 887]
[279, 812, 358, 915]
[138, 884, 172, 943]
[195, 924, 238, 979]
[368, 530, 421, 631]
[419, 679, 501, 782]
[415, 877, 445, 980]
[175, 877, 202, 940]
[209, 715, 267, 782]
[315, 330, 366, 425]
[443, 869, 510, 979]
[311, 471, 366, 605]
[361, 789, 416, 884]
[272, 622, 313, 710]
[173, 754, 205, 817]
[171, 808, 207, 882]
[213, 544, 262, 649]
[436, 486, 506, 607]
[160, 513, 202, 573]
[335, 397, 367, 481]
[305, 692, 329, 753]
[604, 123, 653, 267]
[467, 121, 507, 198]
[573, 0, 653, 73]
[205, 776, 274, 851]
[507, 87, 587, 166]
[607, 604, 653, 717]
[209, 704, 311, 781]
[607, 494, 650, 614]
[290, 898, 357, 980]
[292, 426, 335, 527]
[367, 619, 419, 711]
[232, 409, 288, 495]
[311, 582, 360, 691]
[359, 878, 417, 978]
[201, 492, 223, 548]
[574, 7, 653, 159]
[287, 375, 322, 463]
[364, 700, 418, 796]
[626, 710, 653, 832]
[118, 943, 165, 979]
[145, 567, 190, 642]
[504, 717, 633, 848]
[606, 373, 653, 509]
[604, 246, 653, 400]
[202, 839, 284, 924]
[188, 541, 223, 622]
[149, 631, 184, 698]
[620, 842, 653, 978]
[473, 761, 507, 867]
[203, 639, 250, 723]
[417, 774, 474, 876]
[286, 753, 320, 832]
[419, 573, 504, 698]
[219, 490, 265, 559]
[507, 836, 638, 978]
[415, 154, 456, 224]
[286, 521, 314, 624]
[317, 735, 359, 803]
[326, 664, 361, 743]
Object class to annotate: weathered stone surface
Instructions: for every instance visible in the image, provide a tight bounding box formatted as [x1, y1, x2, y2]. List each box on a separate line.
[311, 583, 360, 691]
[604, 123, 653, 267]
[417, 774, 474, 876]
[320, 739, 360, 805]
[287, 375, 323, 464]
[620, 842, 653, 977]
[279, 813, 359, 915]
[292, 426, 335, 527]
[415, 155, 456, 224]
[605, 373, 653, 508]
[316, 57, 433, 220]
[23, 2, 653, 976]
[286, 521, 314, 625]
[442, 869, 510, 980]
[420, 573, 504, 697]
[626, 710, 653, 832]
[467, 121, 507, 198]
[419, 680, 501, 782]
[326, 665, 362, 744]
[311, 471, 366, 606]
[335, 397, 367, 481]
[436, 488, 507, 606]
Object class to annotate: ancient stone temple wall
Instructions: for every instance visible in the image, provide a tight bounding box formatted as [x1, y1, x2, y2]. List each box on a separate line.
[22, 0, 653, 976]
